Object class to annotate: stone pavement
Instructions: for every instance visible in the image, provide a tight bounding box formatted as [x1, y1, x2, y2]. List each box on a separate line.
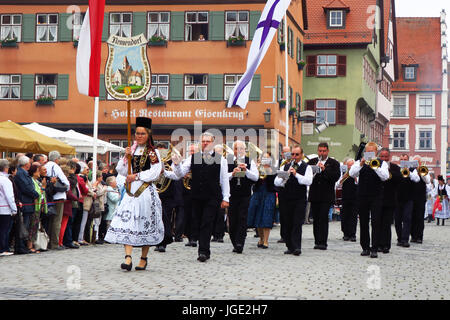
[0, 221, 449, 300]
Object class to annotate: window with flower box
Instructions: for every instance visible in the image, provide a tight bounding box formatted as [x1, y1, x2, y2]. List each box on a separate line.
[1, 14, 22, 42]
[0, 74, 20, 99]
[147, 12, 170, 40]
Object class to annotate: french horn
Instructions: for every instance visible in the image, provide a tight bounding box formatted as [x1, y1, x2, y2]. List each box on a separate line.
[155, 144, 180, 193]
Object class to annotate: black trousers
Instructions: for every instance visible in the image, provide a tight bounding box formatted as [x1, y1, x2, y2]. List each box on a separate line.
[71, 206, 83, 242]
[395, 200, 413, 243]
[171, 205, 185, 240]
[183, 194, 195, 242]
[380, 205, 395, 250]
[212, 207, 226, 239]
[282, 199, 306, 252]
[278, 195, 286, 240]
[341, 200, 358, 238]
[358, 196, 382, 252]
[411, 199, 426, 241]
[159, 198, 175, 247]
[228, 195, 251, 249]
[311, 201, 332, 246]
[192, 197, 221, 257]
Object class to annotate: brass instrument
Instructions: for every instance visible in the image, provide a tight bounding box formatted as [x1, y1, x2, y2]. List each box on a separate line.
[418, 165, 429, 177]
[222, 143, 234, 157]
[401, 167, 410, 178]
[248, 142, 263, 159]
[155, 144, 180, 193]
[258, 165, 267, 180]
[280, 158, 290, 168]
[369, 158, 381, 169]
[339, 172, 350, 186]
[183, 171, 191, 190]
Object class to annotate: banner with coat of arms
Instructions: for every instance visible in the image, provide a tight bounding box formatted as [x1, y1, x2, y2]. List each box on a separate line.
[105, 34, 151, 100]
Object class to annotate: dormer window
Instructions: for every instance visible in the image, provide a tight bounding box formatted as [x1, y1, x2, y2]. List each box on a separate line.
[329, 10, 343, 27]
[403, 65, 418, 81]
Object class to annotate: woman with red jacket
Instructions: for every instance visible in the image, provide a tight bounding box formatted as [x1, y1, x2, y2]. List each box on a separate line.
[59, 165, 79, 248]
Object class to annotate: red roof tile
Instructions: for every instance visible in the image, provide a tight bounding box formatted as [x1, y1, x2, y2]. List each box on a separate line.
[393, 17, 442, 91]
[304, 0, 376, 45]
[323, 0, 350, 11]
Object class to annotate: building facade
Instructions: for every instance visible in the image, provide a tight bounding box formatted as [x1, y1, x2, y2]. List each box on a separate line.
[301, 0, 396, 161]
[383, 13, 448, 176]
[0, 0, 307, 162]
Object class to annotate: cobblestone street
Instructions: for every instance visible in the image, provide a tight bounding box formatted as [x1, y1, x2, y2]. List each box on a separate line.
[1, 221, 449, 300]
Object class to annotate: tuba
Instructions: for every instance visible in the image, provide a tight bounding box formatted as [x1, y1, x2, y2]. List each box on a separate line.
[155, 144, 180, 193]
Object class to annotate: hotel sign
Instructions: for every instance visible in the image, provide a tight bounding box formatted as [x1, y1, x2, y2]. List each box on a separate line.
[111, 108, 246, 121]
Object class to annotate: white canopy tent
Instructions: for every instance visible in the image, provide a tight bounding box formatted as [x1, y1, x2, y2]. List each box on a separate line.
[23, 122, 124, 155]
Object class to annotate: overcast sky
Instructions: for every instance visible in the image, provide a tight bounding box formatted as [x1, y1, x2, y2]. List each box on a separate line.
[395, 0, 449, 18]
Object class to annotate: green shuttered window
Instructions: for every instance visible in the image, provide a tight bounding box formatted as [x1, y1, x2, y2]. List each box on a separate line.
[209, 11, 224, 41]
[22, 14, 35, 43]
[169, 74, 183, 100]
[249, 74, 260, 101]
[133, 12, 146, 37]
[57, 74, 69, 100]
[58, 13, 72, 42]
[170, 12, 184, 41]
[21, 74, 34, 100]
[208, 74, 223, 100]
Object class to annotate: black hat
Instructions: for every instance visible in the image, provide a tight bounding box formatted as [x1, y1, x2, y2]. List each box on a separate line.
[438, 175, 444, 181]
[136, 117, 152, 129]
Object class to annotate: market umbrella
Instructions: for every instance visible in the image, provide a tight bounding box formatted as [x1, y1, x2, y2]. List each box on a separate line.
[0, 120, 75, 155]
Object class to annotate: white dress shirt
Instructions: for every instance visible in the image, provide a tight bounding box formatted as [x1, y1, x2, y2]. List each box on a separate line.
[173, 150, 230, 202]
[227, 156, 259, 182]
[274, 160, 313, 187]
[0, 172, 17, 215]
[349, 160, 390, 182]
[44, 161, 70, 200]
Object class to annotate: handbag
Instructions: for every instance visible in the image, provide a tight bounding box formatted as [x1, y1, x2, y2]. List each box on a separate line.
[88, 200, 101, 219]
[18, 211, 29, 240]
[34, 223, 49, 251]
[47, 205, 57, 216]
[49, 167, 67, 194]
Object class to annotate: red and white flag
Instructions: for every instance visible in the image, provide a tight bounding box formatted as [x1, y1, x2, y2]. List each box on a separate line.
[76, 0, 105, 97]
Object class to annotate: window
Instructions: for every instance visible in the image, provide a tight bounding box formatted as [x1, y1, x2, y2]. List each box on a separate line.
[393, 96, 407, 117]
[287, 27, 293, 58]
[225, 11, 249, 40]
[0, 14, 22, 42]
[317, 55, 337, 76]
[0, 74, 20, 99]
[36, 14, 58, 42]
[316, 100, 336, 124]
[419, 130, 432, 150]
[35, 74, 57, 99]
[184, 74, 207, 100]
[224, 74, 242, 100]
[277, 18, 284, 43]
[147, 12, 170, 40]
[146, 74, 169, 100]
[72, 12, 85, 41]
[296, 38, 303, 63]
[185, 12, 208, 41]
[404, 66, 416, 80]
[288, 86, 293, 108]
[393, 130, 406, 150]
[329, 10, 343, 27]
[109, 139, 127, 164]
[418, 95, 433, 117]
[277, 76, 284, 100]
[109, 12, 132, 38]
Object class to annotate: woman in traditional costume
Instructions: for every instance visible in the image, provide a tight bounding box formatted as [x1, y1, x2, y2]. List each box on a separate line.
[432, 175, 450, 226]
[105, 117, 164, 271]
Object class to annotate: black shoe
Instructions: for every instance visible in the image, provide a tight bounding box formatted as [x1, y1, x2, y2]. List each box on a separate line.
[174, 238, 183, 242]
[343, 236, 350, 241]
[95, 240, 105, 245]
[261, 245, 268, 249]
[121, 255, 132, 271]
[197, 254, 208, 262]
[284, 250, 293, 254]
[416, 239, 423, 244]
[382, 247, 390, 254]
[217, 238, 224, 243]
[410, 238, 417, 243]
[370, 251, 378, 258]
[234, 245, 243, 254]
[314, 245, 320, 250]
[361, 250, 370, 256]
[377, 247, 383, 252]
[401, 242, 410, 248]
[257, 243, 263, 248]
[317, 245, 327, 250]
[396, 242, 403, 247]
[293, 249, 302, 256]
[350, 237, 356, 242]
[65, 243, 80, 249]
[277, 238, 285, 243]
[211, 237, 218, 242]
[15, 249, 30, 255]
[135, 257, 148, 271]
[158, 246, 166, 252]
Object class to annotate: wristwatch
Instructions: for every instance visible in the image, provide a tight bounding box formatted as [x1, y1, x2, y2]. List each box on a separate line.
[135, 174, 139, 181]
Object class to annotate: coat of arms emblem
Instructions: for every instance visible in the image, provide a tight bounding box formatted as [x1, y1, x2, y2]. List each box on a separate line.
[105, 33, 151, 100]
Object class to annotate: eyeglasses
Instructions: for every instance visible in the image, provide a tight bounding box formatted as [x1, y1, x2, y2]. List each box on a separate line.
[292, 153, 301, 156]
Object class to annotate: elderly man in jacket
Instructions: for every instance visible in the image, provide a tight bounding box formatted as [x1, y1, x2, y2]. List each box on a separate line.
[44, 151, 70, 250]
[14, 155, 39, 253]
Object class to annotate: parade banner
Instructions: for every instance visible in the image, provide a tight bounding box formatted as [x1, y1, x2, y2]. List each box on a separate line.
[105, 34, 151, 101]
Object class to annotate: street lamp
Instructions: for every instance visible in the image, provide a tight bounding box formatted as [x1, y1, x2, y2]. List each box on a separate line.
[263, 108, 271, 123]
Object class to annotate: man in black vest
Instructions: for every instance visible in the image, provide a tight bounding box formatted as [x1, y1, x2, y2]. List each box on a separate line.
[395, 154, 420, 248]
[378, 148, 401, 253]
[172, 133, 230, 262]
[410, 156, 432, 244]
[349, 142, 390, 258]
[227, 141, 258, 253]
[307, 142, 340, 250]
[338, 158, 358, 242]
[274, 145, 313, 255]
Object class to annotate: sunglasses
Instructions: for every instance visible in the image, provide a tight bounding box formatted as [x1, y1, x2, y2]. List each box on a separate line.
[291, 153, 302, 156]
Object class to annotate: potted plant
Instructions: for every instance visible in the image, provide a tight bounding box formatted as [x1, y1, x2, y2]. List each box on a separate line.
[279, 41, 285, 51]
[278, 99, 286, 109]
[1, 37, 18, 48]
[297, 59, 306, 70]
[288, 107, 297, 116]
[146, 96, 166, 106]
[73, 36, 79, 48]
[148, 35, 168, 47]
[36, 96, 54, 106]
[227, 35, 245, 47]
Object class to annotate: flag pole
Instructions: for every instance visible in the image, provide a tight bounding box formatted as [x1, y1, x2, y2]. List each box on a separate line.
[127, 99, 131, 176]
[91, 96, 99, 183]
[284, 14, 289, 147]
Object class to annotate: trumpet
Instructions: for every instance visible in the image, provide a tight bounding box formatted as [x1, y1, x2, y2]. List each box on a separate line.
[369, 158, 381, 169]
[418, 165, 429, 177]
[401, 167, 410, 178]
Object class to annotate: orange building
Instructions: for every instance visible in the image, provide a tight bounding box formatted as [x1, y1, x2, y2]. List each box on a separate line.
[0, 0, 307, 163]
